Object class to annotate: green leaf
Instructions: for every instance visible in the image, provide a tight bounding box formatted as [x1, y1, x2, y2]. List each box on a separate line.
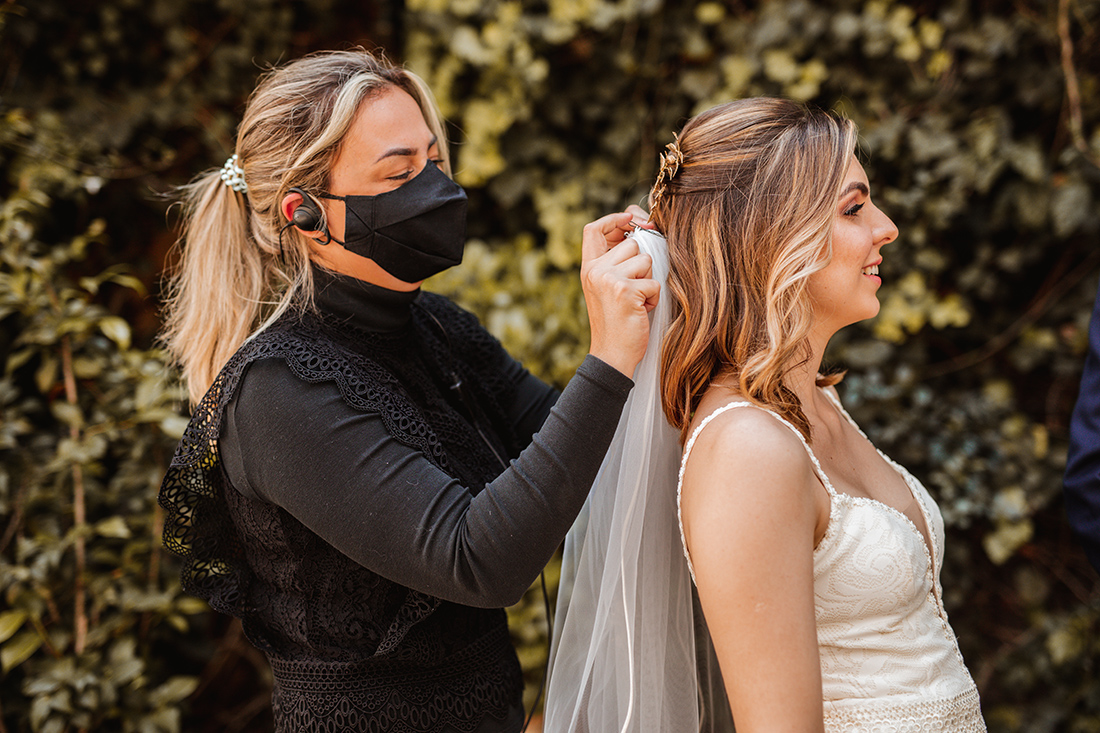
[47, 687, 73, 714]
[77, 685, 100, 711]
[0, 610, 27, 643]
[22, 675, 62, 695]
[105, 658, 143, 685]
[1, 629, 43, 672]
[1007, 140, 1045, 182]
[94, 515, 131, 539]
[78, 276, 100, 295]
[5, 347, 35, 375]
[50, 401, 83, 428]
[30, 694, 52, 731]
[141, 707, 182, 733]
[159, 414, 189, 439]
[174, 597, 210, 615]
[71, 356, 103, 379]
[150, 675, 199, 706]
[98, 316, 131, 350]
[165, 614, 188, 633]
[35, 354, 58, 394]
[1050, 179, 1092, 238]
[106, 272, 147, 295]
[40, 718, 66, 733]
[982, 519, 1034, 565]
[1047, 619, 1089, 665]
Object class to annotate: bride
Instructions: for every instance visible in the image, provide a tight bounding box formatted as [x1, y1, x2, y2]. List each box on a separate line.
[545, 97, 986, 732]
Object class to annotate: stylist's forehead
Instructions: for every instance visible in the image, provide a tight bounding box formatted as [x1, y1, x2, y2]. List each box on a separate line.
[329, 85, 438, 196]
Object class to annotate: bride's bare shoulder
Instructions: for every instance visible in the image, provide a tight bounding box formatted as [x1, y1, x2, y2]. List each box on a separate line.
[683, 396, 814, 490]
[679, 394, 822, 556]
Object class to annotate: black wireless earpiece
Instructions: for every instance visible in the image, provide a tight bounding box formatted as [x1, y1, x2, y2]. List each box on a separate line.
[288, 187, 322, 231]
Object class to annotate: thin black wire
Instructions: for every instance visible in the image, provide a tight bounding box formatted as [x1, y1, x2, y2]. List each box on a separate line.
[521, 571, 553, 733]
[418, 303, 552, 732]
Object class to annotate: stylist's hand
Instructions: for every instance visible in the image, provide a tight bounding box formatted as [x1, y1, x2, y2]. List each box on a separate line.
[581, 210, 660, 379]
[624, 204, 654, 229]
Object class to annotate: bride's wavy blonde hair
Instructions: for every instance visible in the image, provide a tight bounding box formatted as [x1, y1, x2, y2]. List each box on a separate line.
[161, 49, 450, 404]
[651, 98, 857, 443]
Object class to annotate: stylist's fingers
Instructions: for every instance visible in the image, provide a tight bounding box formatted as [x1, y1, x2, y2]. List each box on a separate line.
[612, 248, 654, 279]
[583, 263, 660, 376]
[591, 236, 640, 266]
[625, 204, 655, 229]
[607, 248, 659, 311]
[580, 212, 662, 377]
[581, 240, 652, 305]
[581, 211, 635, 261]
[637, 272, 661, 312]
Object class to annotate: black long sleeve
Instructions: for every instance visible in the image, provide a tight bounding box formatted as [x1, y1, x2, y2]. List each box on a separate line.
[494, 352, 560, 451]
[219, 354, 629, 608]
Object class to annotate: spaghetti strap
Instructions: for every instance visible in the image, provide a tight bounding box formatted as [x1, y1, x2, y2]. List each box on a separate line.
[676, 401, 837, 583]
[819, 387, 939, 568]
[821, 387, 869, 438]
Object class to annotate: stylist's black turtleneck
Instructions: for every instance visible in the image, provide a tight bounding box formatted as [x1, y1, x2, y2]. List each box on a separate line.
[311, 265, 419, 331]
[218, 266, 634, 607]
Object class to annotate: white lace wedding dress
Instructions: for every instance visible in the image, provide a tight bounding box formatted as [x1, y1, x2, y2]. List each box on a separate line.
[544, 230, 985, 732]
[678, 394, 987, 732]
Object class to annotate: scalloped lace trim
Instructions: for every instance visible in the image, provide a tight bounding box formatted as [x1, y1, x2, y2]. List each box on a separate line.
[824, 685, 986, 732]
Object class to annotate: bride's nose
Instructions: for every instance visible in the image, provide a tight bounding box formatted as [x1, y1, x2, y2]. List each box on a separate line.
[873, 205, 899, 247]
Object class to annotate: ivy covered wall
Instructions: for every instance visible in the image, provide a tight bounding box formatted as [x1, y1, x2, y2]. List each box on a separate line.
[1, 0, 1098, 731]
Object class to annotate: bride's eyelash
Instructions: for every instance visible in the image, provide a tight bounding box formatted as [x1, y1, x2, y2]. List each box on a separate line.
[844, 202, 865, 216]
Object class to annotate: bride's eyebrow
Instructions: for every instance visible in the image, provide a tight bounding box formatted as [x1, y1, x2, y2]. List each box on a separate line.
[840, 181, 869, 197]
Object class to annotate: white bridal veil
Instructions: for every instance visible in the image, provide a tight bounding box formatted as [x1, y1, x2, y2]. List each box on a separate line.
[544, 229, 732, 733]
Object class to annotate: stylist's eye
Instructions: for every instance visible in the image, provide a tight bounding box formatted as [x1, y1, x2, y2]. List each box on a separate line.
[843, 202, 865, 217]
[387, 169, 413, 182]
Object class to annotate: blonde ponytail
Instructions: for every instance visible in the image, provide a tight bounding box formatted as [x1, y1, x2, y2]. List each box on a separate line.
[160, 49, 450, 405]
[161, 171, 268, 404]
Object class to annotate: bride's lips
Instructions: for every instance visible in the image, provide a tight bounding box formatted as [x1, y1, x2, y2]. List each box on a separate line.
[861, 259, 882, 282]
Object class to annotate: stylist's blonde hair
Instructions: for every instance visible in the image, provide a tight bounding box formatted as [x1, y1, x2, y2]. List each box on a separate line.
[652, 98, 856, 443]
[161, 49, 450, 405]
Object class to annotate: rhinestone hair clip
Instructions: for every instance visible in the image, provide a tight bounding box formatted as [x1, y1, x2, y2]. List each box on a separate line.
[220, 154, 248, 194]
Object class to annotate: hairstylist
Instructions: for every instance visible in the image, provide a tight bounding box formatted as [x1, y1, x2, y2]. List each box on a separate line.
[157, 48, 657, 733]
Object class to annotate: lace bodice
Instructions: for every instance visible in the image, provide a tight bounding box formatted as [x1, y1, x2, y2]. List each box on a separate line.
[160, 268, 636, 733]
[160, 294, 526, 732]
[677, 394, 986, 731]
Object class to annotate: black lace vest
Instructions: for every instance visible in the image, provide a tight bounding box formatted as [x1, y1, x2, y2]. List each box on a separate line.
[159, 288, 527, 733]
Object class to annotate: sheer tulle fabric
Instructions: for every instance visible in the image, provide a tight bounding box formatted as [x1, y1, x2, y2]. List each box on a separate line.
[545, 230, 731, 733]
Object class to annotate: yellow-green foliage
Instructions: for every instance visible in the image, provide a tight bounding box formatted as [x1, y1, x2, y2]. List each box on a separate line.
[2, 0, 1099, 731]
[415, 0, 1100, 727]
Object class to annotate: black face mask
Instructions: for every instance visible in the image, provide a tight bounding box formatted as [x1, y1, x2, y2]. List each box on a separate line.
[318, 162, 467, 282]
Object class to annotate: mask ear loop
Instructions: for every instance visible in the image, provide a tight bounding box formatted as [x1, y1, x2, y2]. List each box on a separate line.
[312, 192, 347, 245]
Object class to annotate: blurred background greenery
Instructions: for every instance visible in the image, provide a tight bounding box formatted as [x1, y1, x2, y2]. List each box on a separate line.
[1, 0, 1098, 731]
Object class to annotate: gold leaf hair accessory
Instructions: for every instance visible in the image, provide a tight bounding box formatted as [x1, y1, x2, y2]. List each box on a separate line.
[651, 137, 684, 210]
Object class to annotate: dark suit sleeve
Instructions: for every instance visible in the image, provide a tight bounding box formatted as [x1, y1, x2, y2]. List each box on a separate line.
[219, 354, 630, 608]
[1065, 280, 1100, 574]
